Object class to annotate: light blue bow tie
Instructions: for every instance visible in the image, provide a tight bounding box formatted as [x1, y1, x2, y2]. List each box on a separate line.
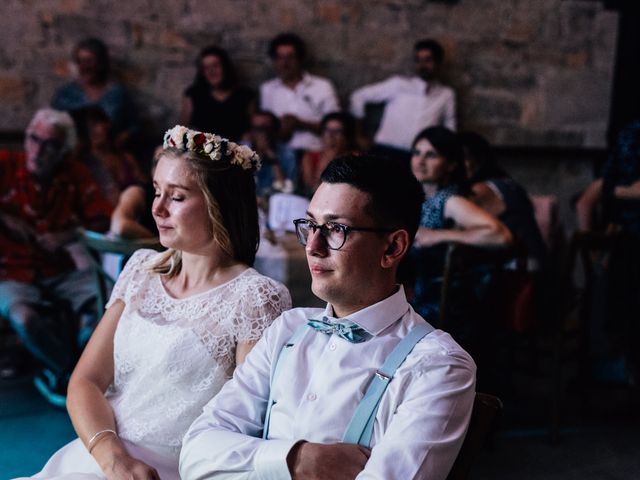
[307, 317, 372, 344]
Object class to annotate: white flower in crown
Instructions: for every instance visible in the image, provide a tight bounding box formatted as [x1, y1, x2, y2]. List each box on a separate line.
[186, 131, 198, 150]
[162, 125, 260, 171]
[166, 125, 189, 149]
[210, 148, 222, 161]
[232, 144, 259, 170]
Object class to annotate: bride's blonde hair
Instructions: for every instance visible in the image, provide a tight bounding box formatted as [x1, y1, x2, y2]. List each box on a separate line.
[149, 147, 259, 278]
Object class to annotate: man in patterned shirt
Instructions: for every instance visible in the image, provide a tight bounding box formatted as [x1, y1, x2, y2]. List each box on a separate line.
[0, 108, 112, 406]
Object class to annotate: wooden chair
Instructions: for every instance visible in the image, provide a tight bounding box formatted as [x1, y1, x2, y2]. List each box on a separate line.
[438, 241, 528, 330]
[446, 392, 503, 480]
[78, 229, 163, 314]
[549, 229, 625, 441]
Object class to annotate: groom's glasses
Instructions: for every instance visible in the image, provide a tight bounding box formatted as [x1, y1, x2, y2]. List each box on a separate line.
[293, 218, 395, 251]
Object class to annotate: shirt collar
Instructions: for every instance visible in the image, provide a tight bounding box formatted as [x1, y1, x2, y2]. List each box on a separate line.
[275, 71, 312, 90]
[415, 77, 442, 94]
[318, 285, 410, 337]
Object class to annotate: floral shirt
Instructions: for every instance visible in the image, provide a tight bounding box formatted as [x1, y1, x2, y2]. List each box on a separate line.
[0, 150, 113, 282]
[419, 186, 458, 229]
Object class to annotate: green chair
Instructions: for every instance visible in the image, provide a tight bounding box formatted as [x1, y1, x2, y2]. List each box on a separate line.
[78, 229, 163, 314]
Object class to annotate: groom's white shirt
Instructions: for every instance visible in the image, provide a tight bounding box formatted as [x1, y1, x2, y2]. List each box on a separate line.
[180, 287, 476, 480]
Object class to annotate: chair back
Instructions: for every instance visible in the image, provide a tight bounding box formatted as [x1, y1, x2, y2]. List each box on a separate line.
[446, 392, 503, 480]
[439, 242, 528, 330]
[550, 229, 624, 440]
[79, 229, 163, 314]
[529, 194, 560, 251]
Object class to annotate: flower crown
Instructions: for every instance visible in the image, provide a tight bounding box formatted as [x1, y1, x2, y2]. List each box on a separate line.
[163, 125, 261, 172]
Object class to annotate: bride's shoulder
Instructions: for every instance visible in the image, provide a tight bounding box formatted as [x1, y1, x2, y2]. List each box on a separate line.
[239, 268, 291, 300]
[123, 249, 164, 273]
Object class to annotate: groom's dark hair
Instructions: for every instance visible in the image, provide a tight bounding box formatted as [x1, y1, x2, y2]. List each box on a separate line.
[320, 154, 425, 242]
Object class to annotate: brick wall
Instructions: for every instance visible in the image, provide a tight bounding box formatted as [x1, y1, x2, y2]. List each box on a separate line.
[0, 0, 618, 148]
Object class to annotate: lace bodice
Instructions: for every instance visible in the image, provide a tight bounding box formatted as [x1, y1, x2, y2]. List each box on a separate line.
[104, 249, 291, 458]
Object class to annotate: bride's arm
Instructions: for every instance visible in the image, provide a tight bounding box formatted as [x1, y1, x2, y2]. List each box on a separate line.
[67, 300, 159, 479]
[236, 341, 258, 365]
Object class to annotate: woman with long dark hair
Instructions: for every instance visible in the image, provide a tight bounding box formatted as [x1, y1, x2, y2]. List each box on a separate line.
[407, 127, 511, 322]
[410, 127, 511, 248]
[179, 46, 255, 141]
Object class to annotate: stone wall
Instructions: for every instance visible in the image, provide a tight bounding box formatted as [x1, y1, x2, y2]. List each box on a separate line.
[0, 0, 618, 148]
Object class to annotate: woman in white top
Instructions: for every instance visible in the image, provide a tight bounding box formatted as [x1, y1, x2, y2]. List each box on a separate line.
[24, 126, 291, 479]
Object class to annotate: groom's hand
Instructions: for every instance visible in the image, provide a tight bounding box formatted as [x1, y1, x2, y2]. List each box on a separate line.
[288, 441, 371, 480]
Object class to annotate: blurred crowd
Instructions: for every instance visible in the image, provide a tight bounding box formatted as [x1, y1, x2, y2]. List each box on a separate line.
[1, 31, 639, 405]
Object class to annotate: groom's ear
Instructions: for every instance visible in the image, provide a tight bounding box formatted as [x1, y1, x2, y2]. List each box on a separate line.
[381, 230, 410, 269]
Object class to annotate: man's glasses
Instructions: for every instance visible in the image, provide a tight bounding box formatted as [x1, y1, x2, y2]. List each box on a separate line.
[27, 133, 64, 153]
[293, 218, 396, 251]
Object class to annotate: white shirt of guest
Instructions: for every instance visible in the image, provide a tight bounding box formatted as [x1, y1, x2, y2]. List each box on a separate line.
[260, 72, 340, 152]
[350, 75, 456, 151]
[180, 287, 476, 480]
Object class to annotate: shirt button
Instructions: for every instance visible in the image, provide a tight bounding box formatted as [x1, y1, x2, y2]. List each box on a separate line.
[329, 343, 337, 351]
[307, 393, 317, 401]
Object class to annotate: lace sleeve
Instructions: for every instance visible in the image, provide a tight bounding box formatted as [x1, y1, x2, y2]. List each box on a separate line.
[106, 249, 157, 309]
[232, 273, 292, 344]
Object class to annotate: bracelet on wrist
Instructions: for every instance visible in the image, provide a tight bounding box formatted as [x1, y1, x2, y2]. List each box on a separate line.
[87, 429, 118, 454]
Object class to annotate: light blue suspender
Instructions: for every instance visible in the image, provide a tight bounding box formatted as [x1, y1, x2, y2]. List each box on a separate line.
[262, 321, 433, 445]
[342, 322, 433, 447]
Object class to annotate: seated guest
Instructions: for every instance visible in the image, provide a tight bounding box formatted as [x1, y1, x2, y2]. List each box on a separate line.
[300, 111, 357, 196]
[408, 127, 511, 321]
[52, 37, 138, 150]
[179, 45, 255, 142]
[260, 32, 340, 179]
[23, 126, 291, 479]
[180, 154, 476, 480]
[576, 120, 640, 233]
[411, 127, 511, 249]
[75, 105, 145, 205]
[0, 108, 112, 407]
[460, 131, 547, 270]
[245, 110, 291, 196]
[350, 39, 456, 164]
[575, 120, 640, 383]
[110, 183, 158, 240]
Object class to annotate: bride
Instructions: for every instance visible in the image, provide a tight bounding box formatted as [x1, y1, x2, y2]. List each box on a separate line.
[23, 126, 292, 479]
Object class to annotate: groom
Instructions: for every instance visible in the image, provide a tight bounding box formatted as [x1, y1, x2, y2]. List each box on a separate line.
[180, 154, 476, 479]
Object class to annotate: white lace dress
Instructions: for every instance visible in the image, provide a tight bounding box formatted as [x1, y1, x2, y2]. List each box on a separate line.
[27, 249, 291, 480]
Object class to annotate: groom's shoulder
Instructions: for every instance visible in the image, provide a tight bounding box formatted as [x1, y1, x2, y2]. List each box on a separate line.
[275, 306, 325, 328]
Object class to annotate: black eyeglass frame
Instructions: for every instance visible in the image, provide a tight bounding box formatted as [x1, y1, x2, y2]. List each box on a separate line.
[27, 133, 64, 152]
[293, 218, 396, 251]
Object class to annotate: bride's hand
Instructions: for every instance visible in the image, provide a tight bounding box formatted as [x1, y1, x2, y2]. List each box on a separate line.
[93, 435, 160, 480]
[104, 454, 160, 480]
